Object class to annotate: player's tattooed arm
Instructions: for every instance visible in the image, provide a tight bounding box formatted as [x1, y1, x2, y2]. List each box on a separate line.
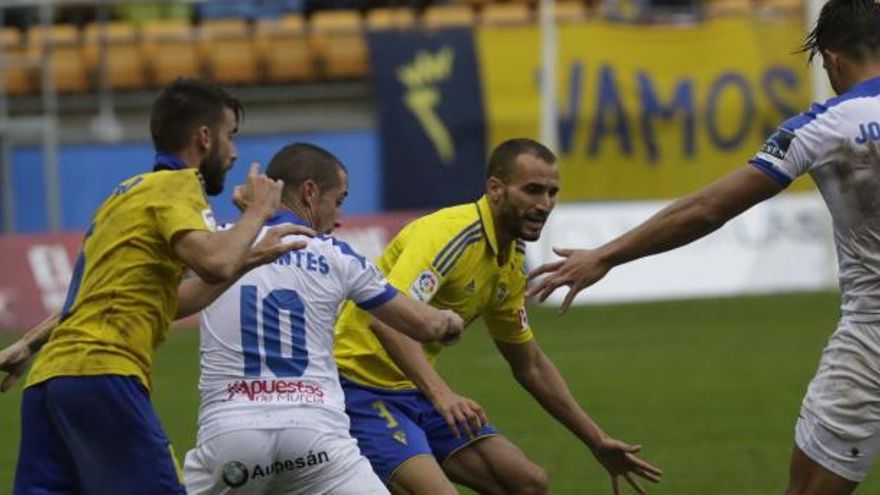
[369, 316, 486, 439]
[0, 312, 58, 392]
[495, 339, 663, 494]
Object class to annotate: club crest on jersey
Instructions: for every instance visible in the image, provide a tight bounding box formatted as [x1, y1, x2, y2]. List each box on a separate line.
[201, 208, 217, 232]
[759, 128, 796, 163]
[410, 270, 439, 302]
[496, 283, 507, 303]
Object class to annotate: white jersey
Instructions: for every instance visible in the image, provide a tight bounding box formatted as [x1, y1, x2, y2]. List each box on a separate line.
[752, 76, 880, 322]
[196, 211, 398, 445]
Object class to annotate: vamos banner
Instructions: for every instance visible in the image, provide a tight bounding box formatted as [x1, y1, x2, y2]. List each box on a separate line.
[0, 212, 422, 333]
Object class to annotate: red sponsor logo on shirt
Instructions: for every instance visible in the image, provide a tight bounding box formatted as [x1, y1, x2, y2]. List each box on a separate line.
[225, 379, 325, 404]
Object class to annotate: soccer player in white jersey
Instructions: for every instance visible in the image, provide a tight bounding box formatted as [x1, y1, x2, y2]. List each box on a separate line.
[177, 143, 465, 495]
[529, 1, 880, 493]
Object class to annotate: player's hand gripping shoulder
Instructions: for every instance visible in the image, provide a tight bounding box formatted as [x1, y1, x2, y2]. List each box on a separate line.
[527, 247, 611, 313]
[239, 162, 284, 219]
[591, 435, 663, 495]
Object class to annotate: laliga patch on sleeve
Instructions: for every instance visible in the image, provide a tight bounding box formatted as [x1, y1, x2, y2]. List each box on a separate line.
[757, 128, 796, 165]
[518, 308, 529, 331]
[410, 270, 440, 302]
[202, 209, 217, 232]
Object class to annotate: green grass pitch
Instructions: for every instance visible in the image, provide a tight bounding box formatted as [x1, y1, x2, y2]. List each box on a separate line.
[2, 291, 879, 493]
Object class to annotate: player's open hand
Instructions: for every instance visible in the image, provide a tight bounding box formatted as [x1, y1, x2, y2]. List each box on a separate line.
[0, 340, 32, 393]
[244, 224, 316, 271]
[242, 163, 285, 219]
[526, 248, 611, 313]
[591, 436, 662, 495]
[431, 389, 488, 440]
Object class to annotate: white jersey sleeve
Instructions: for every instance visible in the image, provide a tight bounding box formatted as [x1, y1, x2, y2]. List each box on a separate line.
[328, 235, 398, 310]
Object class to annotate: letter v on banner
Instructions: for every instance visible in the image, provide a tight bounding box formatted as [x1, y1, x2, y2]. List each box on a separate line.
[367, 29, 487, 210]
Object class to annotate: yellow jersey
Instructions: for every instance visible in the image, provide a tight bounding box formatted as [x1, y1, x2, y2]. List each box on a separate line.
[334, 195, 533, 389]
[26, 168, 214, 391]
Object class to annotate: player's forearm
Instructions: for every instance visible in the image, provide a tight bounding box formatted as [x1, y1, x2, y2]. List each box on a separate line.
[198, 209, 267, 281]
[370, 319, 454, 401]
[176, 277, 236, 319]
[514, 352, 608, 450]
[598, 192, 726, 269]
[21, 313, 59, 354]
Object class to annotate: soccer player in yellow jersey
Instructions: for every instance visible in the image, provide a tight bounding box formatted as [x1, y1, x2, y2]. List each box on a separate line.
[334, 138, 663, 494]
[0, 79, 311, 495]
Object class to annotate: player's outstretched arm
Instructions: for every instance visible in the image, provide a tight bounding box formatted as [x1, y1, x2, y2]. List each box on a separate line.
[527, 166, 784, 313]
[173, 163, 310, 283]
[367, 293, 463, 344]
[495, 339, 663, 493]
[368, 316, 487, 440]
[0, 313, 58, 392]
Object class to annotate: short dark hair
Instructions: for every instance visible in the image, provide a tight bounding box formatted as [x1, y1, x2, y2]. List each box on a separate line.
[266, 143, 347, 198]
[486, 138, 556, 181]
[149, 78, 244, 154]
[801, 0, 880, 64]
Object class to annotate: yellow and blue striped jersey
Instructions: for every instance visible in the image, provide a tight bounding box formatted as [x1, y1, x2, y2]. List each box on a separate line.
[334, 195, 533, 389]
[26, 168, 213, 391]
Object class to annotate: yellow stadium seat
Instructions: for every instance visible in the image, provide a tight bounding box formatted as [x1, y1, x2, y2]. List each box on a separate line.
[554, 1, 589, 22]
[423, 5, 477, 28]
[84, 22, 147, 91]
[255, 15, 316, 83]
[200, 19, 258, 86]
[26, 24, 90, 93]
[481, 3, 533, 26]
[366, 8, 417, 31]
[309, 11, 367, 80]
[1, 28, 32, 95]
[759, 0, 802, 13]
[142, 20, 201, 87]
[704, 0, 754, 17]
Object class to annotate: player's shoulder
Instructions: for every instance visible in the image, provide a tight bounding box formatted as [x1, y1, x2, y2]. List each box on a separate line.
[405, 201, 482, 242]
[312, 233, 368, 268]
[780, 78, 880, 135]
[143, 168, 204, 192]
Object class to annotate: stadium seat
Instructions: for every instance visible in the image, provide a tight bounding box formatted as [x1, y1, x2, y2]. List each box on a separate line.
[1, 28, 32, 95]
[142, 20, 201, 87]
[83, 22, 147, 91]
[423, 5, 477, 28]
[480, 3, 533, 26]
[554, 1, 589, 22]
[200, 19, 259, 86]
[366, 8, 417, 31]
[26, 24, 90, 94]
[255, 15, 317, 83]
[758, 0, 802, 14]
[704, 0, 753, 17]
[309, 11, 367, 80]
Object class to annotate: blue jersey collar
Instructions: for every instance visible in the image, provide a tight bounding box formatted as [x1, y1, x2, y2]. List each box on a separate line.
[153, 152, 188, 172]
[265, 210, 312, 227]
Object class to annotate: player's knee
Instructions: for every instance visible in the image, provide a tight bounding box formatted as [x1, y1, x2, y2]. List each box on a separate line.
[509, 464, 549, 495]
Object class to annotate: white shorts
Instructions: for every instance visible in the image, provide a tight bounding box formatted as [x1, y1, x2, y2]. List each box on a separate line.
[183, 427, 389, 495]
[797, 319, 880, 481]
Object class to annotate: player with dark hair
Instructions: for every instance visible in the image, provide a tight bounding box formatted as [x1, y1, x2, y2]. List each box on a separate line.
[529, 1, 880, 493]
[0, 78, 312, 495]
[334, 138, 662, 494]
[179, 142, 465, 494]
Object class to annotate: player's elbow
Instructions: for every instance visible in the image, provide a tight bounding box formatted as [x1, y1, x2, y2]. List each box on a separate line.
[691, 194, 730, 232]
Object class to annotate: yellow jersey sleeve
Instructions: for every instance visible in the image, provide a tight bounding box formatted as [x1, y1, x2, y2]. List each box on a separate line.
[153, 169, 214, 244]
[484, 252, 534, 344]
[385, 217, 483, 302]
